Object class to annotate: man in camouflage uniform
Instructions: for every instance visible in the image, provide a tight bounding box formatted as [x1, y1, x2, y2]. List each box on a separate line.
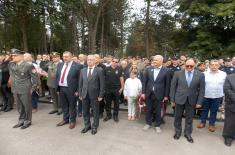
[47, 52, 62, 115]
[9, 49, 37, 129]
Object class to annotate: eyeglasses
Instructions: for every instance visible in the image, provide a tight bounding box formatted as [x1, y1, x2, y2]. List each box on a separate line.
[185, 65, 194, 68]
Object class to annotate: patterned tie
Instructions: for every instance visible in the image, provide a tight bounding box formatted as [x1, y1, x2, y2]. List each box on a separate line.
[187, 71, 192, 87]
[60, 63, 68, 83]
[88, 68, 92, 80]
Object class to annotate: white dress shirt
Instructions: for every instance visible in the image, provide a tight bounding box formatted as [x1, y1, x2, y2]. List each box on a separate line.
[124, 77, 142, 97]
[204, 69, 227, 98]
[59, 61, 73, 87]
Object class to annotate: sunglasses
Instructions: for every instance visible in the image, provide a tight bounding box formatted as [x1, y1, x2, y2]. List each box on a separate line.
[186, 65, 194, 68]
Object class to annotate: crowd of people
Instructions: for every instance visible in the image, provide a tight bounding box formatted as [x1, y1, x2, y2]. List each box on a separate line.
[0, 49, 235, 147]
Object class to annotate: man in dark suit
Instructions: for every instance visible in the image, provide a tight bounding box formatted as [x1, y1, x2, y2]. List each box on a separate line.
[79, 55, 105, 135]
[142, 55, 170, 133]
[223, 74, 235, 147]
[0, 52, 14, 112]
[56, 51, 83, 129]
[170, 59, 205, 143]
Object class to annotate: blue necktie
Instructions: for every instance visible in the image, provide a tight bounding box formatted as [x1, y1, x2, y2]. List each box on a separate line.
[187, 71, 192, 87]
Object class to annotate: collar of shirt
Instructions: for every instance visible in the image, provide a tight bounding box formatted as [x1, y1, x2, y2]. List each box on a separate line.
[185, 69, 194, 74]
[154, 65, 162, 70]
[88, 66, 95, 70]
[208, 69, 219, 74]
[87, 66, 95, 76]
[65, 61, 73, 66]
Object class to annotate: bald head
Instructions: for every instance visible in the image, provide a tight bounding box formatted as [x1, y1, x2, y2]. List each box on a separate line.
[185, 59, 196, 71]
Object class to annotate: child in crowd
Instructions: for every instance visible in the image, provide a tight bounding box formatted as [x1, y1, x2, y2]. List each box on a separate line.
[124, 70, 142, 120]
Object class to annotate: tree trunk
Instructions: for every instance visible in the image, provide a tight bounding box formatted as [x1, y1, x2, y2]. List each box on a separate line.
[145, 0, 150, 58]
[100, 10, 104, 56]
[81, 17, 86, 53]
[49, 29, 53, 53]
[120, 19, 124, 57]
[42, 8, 47, 53]
[21, 16, 28, 52]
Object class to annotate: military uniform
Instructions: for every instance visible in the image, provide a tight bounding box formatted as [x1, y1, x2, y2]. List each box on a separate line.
[47, 53, 62, 115]
[9, 49, 37, 129]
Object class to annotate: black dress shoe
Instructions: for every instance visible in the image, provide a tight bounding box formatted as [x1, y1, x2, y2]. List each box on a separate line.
[91, 128, 97, 135]
[113, 116, 119, 122]
[81, 126, 91, 133]
[49, 110, 58, 114]
[184, 135, 194, 143]
[174, 133, 181, 140]
[224, 138, 233, 147]
[4, 108, 13, 112]
[13, 123, 24, 128]
[0, 107, 6, 111]
[103, 116, 111, 122]
[21, 123, 31, 129]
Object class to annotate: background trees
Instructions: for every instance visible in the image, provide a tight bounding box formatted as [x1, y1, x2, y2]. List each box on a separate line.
[0, 0, 234, 59]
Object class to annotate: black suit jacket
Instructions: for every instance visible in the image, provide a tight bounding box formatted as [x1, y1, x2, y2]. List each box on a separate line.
[79, 67, 105, 100]
[56, 61, 83, 93]
[224, 74, 235, 112]
[0, 60, 10, 85]
[142, 66, 170, 100]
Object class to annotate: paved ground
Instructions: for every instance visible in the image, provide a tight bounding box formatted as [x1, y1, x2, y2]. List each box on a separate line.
[0, 103, 234, 155]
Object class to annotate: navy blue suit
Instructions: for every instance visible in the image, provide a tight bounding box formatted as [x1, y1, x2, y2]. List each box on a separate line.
[56, 61, 83, 123]
[142, 66, 170, 126]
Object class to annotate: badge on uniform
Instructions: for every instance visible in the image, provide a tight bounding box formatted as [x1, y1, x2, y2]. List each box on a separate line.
[230, 68, 234, 71]
[177, 67, 180, 70]
[151, 69, 154, 72]
[21, 72, 24, 75]
[115, 70, 119, 74]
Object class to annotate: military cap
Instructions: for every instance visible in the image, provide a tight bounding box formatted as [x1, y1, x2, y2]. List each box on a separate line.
[10, 49, 25, 55]
[171, 56, 178, 61]
[51, 52, 60, 57]
[224, 57, 231, 62]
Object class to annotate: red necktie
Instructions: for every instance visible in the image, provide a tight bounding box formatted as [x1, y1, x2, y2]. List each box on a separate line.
[60, 63, 68, 83]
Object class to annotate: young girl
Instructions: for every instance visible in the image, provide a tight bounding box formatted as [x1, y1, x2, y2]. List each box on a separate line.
[124, 70, 142, 120]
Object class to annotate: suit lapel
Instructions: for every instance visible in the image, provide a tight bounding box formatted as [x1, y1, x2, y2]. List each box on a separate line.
[84, 68, 88, 82]
[150, 67, 154, 81]
[58, 63, 63, 77]
[155, 67, 164, 83]
[189, 70, 197, 88]
[92, 67, 97, 79]
[67, 61, 74, 80]
[182, 70, 188, 87]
